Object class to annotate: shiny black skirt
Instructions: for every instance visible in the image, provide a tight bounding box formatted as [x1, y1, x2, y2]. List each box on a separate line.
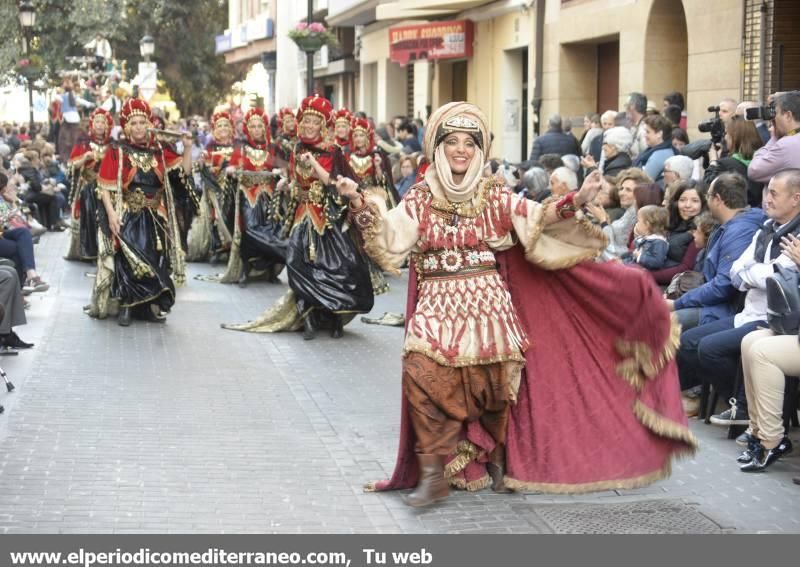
[286, 219, 374, 315]
[239, 193, 287, 266]
[112, 208, 175, 312]
[78, 182, 99, 260]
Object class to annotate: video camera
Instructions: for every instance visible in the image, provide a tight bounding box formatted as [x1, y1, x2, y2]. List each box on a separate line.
[698, 105, 725, 145]
[745, 101, 776, 121]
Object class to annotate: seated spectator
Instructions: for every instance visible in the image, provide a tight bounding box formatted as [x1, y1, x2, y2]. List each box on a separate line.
[748, 91, 800, 185]
[593, 175, 625, 223]
[650, 180, 707, 284]
[394, 155, 418, 198]
[518, 166, 549, 201]
[581, 126, 633, 177]
[634, 114, 676, 187]
[397, 121, 421, 153]
[17, 152, 61, 231]
[676, 169, 800, 427]
[705, 116, 764, 208]
[580, 113, 603, 157]
[549, 166, 577, 197]
[735, 231, 800, 472]
[625, 205, 669, 270]
[0, 173, 48, 293]
[537, 153, 563, 176]
[0, 265, 33, 349]
[528, 114, 581, 161]
[668, 173, 764, 330]
[688, 211, 718, 272]
[375, 125, 403, 155]
[662, 155, 694, 188]
[560, 154, 583, 185]
[587, 167, 652, 261]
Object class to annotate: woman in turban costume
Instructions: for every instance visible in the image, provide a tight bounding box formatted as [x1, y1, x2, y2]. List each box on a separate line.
[65, 108, 113, 261]
[217, 108, 285, 286]
[222, 94, 373, 340]
[92, 99, 196, 325]
[186, 111, 237, 263]
[336, 102, 697, 507]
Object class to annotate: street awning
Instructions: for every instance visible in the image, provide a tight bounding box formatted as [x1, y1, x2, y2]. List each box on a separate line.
[376, 0, 489, 20]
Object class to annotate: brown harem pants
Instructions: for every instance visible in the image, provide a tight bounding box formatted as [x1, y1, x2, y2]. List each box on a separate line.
[402, 352, 511, 457]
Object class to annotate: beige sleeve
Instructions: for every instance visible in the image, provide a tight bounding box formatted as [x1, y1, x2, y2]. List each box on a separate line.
[510, 194, 609, 270]
[350, 193, 421, 275]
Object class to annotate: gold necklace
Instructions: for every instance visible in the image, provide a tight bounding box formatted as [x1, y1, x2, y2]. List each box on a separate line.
[245, 146, 268, 167]
[128, 150, 158, 172]
[428, 177, 492, 218]
[349, 154, 373, 179]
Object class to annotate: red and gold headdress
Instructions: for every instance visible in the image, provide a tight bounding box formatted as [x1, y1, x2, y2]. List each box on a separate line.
[212, 110, 233, 130]
[277, 107, 296, 136]
[119, 98, 152, 131]
[334, 108, 352, 127]
[349, 117, 375, 155]
[242, 107, 270, 147]
[89, 108, 113, 143]
[297, 94, 334, 145]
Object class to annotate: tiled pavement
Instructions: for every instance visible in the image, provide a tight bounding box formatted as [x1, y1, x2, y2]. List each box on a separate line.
[0, 230, 797, 534]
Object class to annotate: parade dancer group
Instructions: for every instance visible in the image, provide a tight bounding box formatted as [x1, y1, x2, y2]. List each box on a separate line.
[65, 95, 696, 504]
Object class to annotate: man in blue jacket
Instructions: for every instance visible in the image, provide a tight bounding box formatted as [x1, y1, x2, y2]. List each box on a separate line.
[528, 114, 581, 162]
[668, 173, 765, 329]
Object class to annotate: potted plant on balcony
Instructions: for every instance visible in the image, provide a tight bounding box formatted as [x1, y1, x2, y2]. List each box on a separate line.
[288, 22, 338, 53]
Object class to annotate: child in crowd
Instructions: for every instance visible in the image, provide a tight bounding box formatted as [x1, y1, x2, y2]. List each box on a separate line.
[626, 205, 670, 270]
[688, 211, 718, 272]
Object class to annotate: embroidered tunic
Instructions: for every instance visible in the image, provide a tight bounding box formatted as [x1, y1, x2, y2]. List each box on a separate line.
[351, 176, 606, 368]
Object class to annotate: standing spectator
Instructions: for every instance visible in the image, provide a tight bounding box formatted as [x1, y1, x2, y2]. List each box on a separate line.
[635, 114, 676, 187]
[663, 105, 683, 128]
[663, 91, 687, 129]
[718, 97, 738, 126]
[397, 121, 421, 153]
[58, 83, 94, 162]
[668, 173, 764, 329]
[394, 155, 418, 198]
[736, 101, 771, 144]
[83, 32, 112, 72]
[748, 91, 800, 185]
[586, 109, 618, 164]
[626, 92, 648, 159]
[528, 114, 581, 162]
[580, 113, 603, 156]
[704, 116, 764, 207]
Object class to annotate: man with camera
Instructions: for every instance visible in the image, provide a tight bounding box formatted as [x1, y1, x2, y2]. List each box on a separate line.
[748, 91, 800, 184]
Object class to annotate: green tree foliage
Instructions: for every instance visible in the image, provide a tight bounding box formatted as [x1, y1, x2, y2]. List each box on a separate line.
[0, 0, 240, 115]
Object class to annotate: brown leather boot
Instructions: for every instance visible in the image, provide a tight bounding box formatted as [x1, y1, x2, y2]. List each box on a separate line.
[487, 446, 512, 493]
[404, 454, 449, 507]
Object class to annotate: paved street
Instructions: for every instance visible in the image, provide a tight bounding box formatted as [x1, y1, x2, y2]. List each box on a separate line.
[0, 230, 798, 534]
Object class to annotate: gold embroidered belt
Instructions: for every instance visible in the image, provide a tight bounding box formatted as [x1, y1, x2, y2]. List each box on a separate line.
[423, 265, 497, 279]
[124, 188, 162, 213]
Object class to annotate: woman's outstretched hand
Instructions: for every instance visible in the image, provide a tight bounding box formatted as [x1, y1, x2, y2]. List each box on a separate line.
[575, 170, 602, 208]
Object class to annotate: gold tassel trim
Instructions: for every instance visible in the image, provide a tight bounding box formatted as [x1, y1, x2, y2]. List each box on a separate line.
[632, 399, 699, 454]
[616, 313, 682, 390]
[449, 474, 491, 492]
[444, 440, 482, 477]
[503, 461, 673, 494]
[351, 199, 401, 276]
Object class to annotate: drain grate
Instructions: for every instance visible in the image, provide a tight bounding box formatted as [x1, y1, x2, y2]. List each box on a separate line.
[514, 500, 723, 534]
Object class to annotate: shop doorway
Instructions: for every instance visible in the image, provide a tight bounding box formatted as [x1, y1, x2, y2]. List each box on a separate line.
[596, 41, 619, 113]
[452, 60, 468, 102]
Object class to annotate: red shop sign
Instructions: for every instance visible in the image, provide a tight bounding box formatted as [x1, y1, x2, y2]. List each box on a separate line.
[389, 20, 474, 66]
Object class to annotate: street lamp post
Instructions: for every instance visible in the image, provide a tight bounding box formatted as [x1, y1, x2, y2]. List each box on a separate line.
[138, 35, 157, 101]
[18, 0, 37, 135]
[306, 0, 314, 96]
[139, 35, 155, 63]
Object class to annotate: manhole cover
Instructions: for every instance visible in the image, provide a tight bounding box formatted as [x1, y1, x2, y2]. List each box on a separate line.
[515, 500, 723, 534]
